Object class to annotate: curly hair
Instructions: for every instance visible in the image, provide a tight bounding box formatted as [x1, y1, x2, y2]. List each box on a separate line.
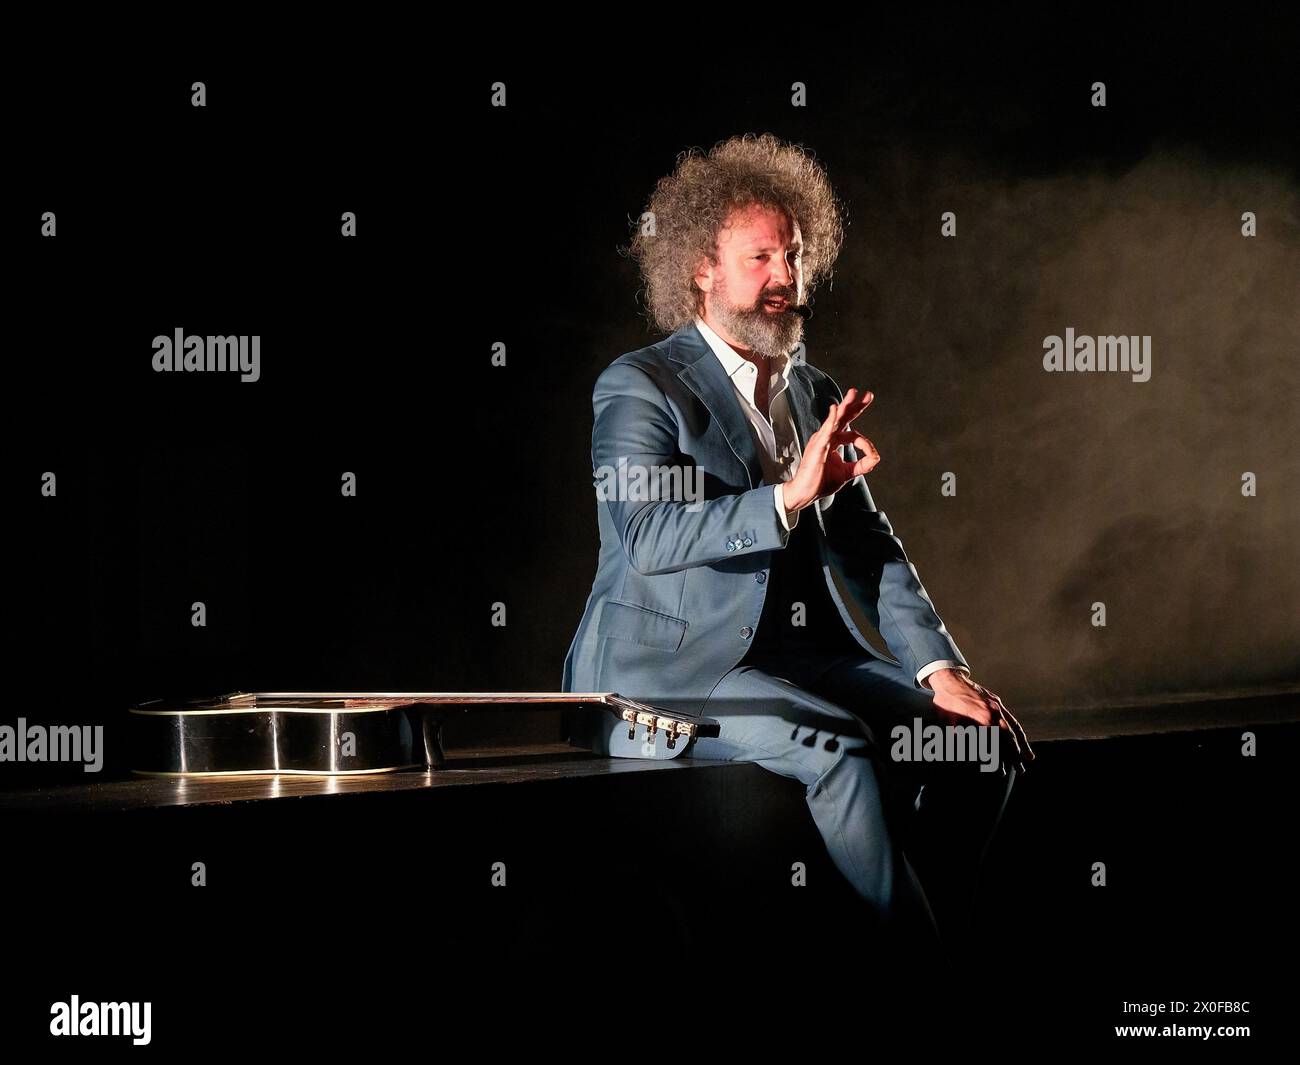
[623, 133, 846, 334]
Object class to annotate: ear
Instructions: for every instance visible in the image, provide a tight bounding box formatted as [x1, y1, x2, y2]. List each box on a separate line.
[693, 255, 715, 294]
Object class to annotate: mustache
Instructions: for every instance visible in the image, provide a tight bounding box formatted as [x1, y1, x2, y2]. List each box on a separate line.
[750, 293, 812, 320]
[792, 303, 812, 320]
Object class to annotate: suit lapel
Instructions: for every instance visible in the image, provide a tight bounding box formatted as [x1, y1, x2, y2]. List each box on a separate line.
[670, 323, 827, 535]
[672, 324, 766, 489]
[783, 362, 818, 451]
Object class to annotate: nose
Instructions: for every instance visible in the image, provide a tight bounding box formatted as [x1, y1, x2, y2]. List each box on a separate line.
[771, 256, 794, 288]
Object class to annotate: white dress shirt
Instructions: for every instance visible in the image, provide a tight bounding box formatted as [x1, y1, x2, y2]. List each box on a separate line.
[692, 315, 967, 689]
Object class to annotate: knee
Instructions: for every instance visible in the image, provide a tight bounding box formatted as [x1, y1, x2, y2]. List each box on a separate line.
[808, 739, 883, 803]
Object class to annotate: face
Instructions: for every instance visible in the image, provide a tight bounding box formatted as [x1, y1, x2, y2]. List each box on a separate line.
[696, 205, 804, 358]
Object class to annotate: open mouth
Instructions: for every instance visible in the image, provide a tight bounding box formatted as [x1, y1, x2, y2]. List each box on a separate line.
[763, 298, 788, 310]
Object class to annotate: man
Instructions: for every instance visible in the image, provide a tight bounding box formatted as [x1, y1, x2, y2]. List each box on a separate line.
[562, 133, 1033, 958]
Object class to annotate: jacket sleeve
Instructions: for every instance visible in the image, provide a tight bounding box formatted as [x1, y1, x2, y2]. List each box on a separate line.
[817, 373, 969, 687]
[592, 359, 792, 576]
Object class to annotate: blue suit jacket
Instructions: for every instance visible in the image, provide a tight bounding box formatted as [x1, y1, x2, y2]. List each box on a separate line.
[561, 321, 968, 758]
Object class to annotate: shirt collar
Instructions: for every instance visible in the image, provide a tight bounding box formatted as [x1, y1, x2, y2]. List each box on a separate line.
[693, 315, 794, 402]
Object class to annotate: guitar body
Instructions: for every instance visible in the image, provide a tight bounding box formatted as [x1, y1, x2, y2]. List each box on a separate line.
[130, 701, 418, 776]
[131, 692, 720, 777]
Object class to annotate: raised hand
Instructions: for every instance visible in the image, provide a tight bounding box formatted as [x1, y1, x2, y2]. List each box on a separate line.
[781, 387, 880, 513]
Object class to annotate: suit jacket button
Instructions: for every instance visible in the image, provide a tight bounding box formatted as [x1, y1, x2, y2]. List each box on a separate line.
[739, 626, 753, 639]
[755, 571, 766, 584]
[725, 542, 735, 552]
[742, 537, 753, 547]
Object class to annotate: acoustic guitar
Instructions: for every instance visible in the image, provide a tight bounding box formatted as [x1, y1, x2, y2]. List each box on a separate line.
[130, 692, 720, 777]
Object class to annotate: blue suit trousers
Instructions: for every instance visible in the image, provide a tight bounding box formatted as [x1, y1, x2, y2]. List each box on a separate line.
[689, 642, 1017, 952]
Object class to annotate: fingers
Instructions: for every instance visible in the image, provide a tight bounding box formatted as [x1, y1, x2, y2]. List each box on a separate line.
[996, 712, 1025, 771]
[851, 451, 880, 477]
[835, 388, 874, 430]
[830, 428, 881, 475]
[988, 700, 1031, 774]
[815, 402, 840, 442]
[992, 697, 1035, 767]
[835, 428, 880, 458]
[973, 684, 1023, 768]
[819, 389, 874, 439]
[832, 428, 872, 448]
[935, 688, 1030, 774]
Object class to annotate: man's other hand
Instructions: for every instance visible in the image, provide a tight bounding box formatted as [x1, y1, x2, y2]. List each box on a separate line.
[929, 669, 1036, 771]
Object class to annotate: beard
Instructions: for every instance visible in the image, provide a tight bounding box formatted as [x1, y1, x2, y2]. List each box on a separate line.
[708, 272, 804, 360]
